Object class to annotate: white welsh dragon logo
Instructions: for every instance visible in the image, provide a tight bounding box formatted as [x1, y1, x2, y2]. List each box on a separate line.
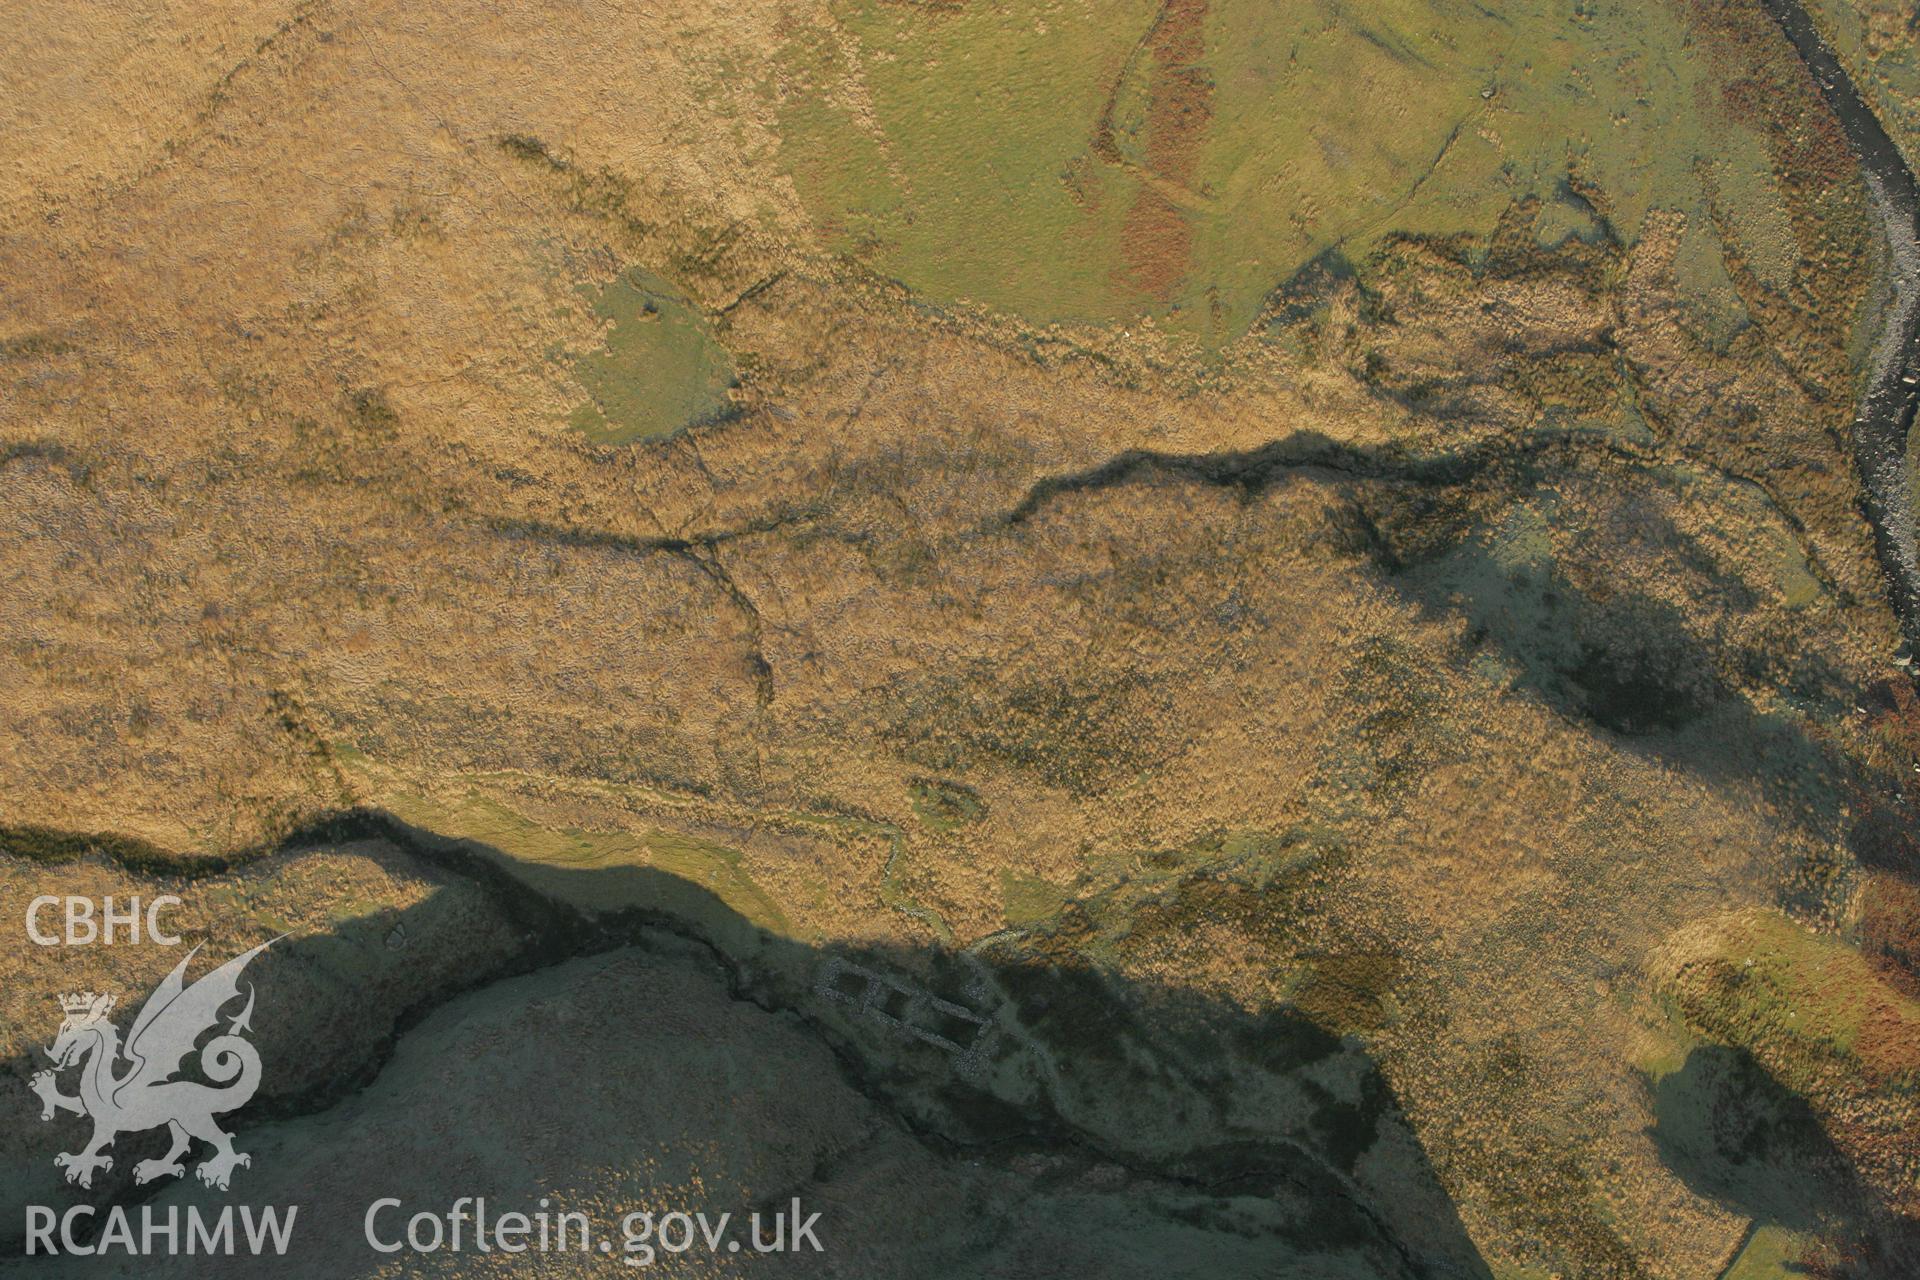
[29, 940, 276, 1191]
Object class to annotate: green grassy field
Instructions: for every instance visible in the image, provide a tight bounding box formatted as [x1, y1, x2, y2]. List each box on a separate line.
[567, 267, 734, 444]
[772, 0, 1801, 348]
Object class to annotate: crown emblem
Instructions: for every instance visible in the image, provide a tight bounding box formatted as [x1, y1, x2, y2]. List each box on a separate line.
[58, 992, 112, 1017]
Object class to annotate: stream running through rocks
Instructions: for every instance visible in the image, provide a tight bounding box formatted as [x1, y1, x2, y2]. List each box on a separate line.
[1762, 0, 1920, 664]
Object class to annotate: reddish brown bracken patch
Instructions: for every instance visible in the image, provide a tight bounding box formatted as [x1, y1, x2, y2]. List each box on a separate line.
[1851, 680, 1920, 995]
[1113, 0, 1212, 302]
[1682, 0, 1856, 187]
[1861, 870, 1920, 997]
[1851, 988, 1920, 1082]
